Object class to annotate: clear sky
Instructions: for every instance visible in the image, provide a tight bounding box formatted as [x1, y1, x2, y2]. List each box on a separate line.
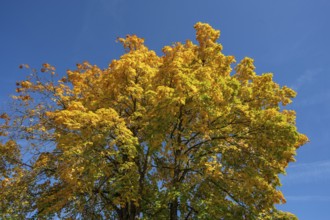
[1, 1, 329, 219]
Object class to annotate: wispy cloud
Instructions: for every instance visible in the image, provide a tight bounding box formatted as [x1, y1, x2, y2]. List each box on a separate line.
[290, 68, 322, 91]
[285, 195, 330, 202]
[281, 160, 330, 185]
[289, 160, 330, 169]
[294, 90, 330, 107]
[290, 68, 330, 107]
[269, 33, 310, 65]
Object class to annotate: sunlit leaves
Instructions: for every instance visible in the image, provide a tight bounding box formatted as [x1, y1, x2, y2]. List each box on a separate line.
[0, 22, 307, 219]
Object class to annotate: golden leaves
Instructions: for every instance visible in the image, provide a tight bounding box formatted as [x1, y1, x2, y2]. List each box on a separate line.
[194, 22, 221, 47]
[0, 22, 307, 219]
[234, 57, 256, 82]
[117, 34, 146, 51]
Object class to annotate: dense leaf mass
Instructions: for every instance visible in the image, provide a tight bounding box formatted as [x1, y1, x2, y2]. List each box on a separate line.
[0, 23, 307, 219]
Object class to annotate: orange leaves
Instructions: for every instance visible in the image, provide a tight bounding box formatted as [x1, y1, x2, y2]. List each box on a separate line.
[0, 113, 10, 123]
[40, 63, 56, 74]
[20, 80, 32, 89]
[19, 64, 30, 69]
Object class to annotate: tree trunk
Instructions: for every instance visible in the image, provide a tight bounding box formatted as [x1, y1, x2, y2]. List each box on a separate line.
[118, 202, 138, 220]
[170, 198, 178, 220]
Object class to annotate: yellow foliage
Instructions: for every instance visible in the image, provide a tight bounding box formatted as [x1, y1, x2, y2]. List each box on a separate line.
[0, 22, 307, 219]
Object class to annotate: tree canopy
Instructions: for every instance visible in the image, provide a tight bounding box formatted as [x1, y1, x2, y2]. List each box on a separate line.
[0, 23, 307, 219]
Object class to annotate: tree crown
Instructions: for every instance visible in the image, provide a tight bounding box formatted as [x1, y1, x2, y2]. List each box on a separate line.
[0, 22, 307, 219]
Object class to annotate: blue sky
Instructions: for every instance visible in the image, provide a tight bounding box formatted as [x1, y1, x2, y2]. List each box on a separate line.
[1, 1, 329, 219]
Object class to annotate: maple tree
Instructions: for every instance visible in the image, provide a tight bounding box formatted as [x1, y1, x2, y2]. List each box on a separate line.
[0, 23, 307, 219]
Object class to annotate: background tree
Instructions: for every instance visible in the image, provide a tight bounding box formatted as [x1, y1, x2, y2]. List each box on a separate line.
[0, 23, 307, 219]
